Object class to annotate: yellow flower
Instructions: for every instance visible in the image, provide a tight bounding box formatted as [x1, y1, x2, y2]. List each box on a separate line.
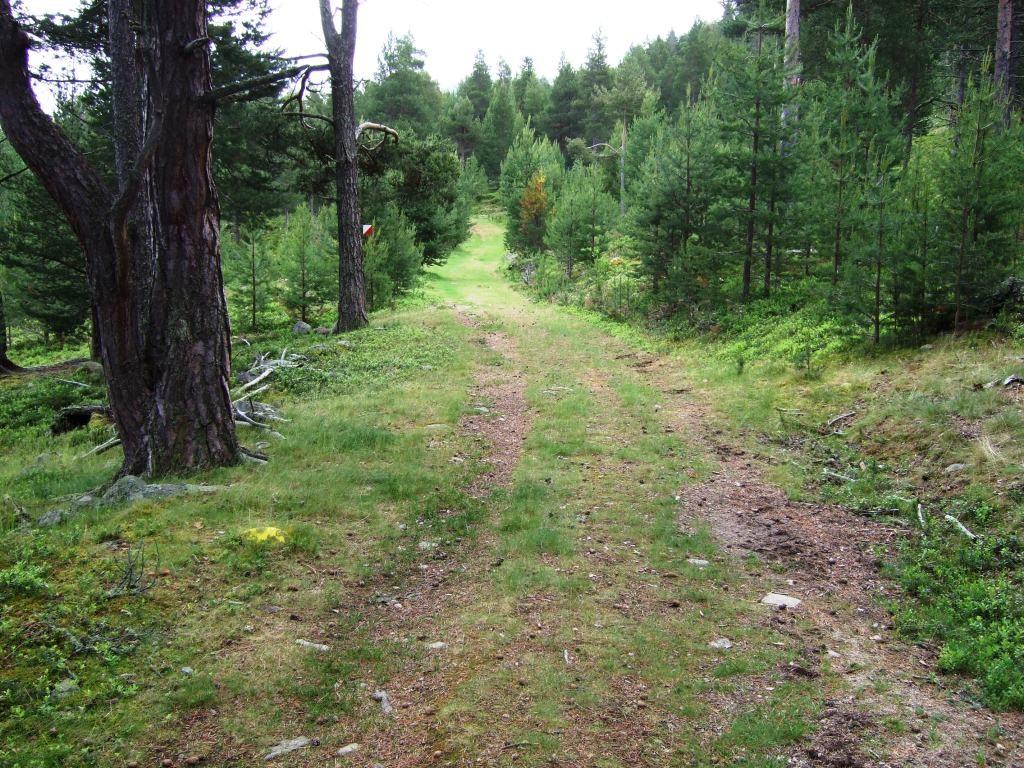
[244, 526, 287, 544]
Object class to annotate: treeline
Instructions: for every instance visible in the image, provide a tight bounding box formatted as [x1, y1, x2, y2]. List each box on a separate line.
[430, 1, 1022, 350]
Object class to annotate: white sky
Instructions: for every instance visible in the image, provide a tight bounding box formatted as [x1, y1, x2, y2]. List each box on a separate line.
[27, 0, 724, 95]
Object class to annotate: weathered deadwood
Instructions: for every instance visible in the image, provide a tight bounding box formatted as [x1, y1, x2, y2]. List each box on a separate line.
[51, 405, 113, 435]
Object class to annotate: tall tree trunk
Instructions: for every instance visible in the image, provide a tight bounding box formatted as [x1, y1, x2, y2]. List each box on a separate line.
[996, 0, 1015, 122]
[0, 284, 21, 374]
[321, 0, 368, 332]
[619, 119, 627, 217]
[903, 0, 927, 158]
[782, 0, 801, 125]
[0, 0, 240, 477]
[743, 98, 761, 303]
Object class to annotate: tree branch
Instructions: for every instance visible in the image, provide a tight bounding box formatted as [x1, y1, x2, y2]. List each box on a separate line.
[203, 63, 329, 105]
[110, 108, 164, 233]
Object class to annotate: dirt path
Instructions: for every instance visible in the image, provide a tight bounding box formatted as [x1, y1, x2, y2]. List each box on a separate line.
[640, 354, 1024, 767]
[167, 222, 1021, 768]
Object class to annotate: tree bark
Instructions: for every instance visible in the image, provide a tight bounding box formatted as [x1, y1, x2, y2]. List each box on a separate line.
[996, 0, 1015, 121]
[321, 0, 368, 332]
[0, 0, 240, 477]
[0, 284, 22, 374]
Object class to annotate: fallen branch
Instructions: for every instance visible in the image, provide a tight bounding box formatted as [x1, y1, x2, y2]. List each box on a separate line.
[76, 436, 122, 460]
[823, 469, 855, 483]
[917, 503, 927, 529]
[944, 513, 980, 540]
[826, 411, 857, 428]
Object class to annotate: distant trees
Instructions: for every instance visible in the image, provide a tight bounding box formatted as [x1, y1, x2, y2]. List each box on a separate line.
[491, 2, 1024, 348]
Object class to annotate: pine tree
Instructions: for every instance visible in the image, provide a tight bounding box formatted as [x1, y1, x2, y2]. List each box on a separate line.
[276, 203, 336, 325]
[478, 80, 524, 179]
[547, 58, 584, 149]
[935, 64, 1024, 331]
[546, 163, 618, 278]
[629, 94, 724, 303]
[459, 50, 493, 120]
[499, 126, 564, 254]
[714, 10, 789, 302]
[223, 227, 274, 333]
[579, 33, 615, 145]
[363, 34, 444, 133]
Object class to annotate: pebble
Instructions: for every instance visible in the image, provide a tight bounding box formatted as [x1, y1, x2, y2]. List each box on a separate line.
[709, 638, 734, 650]
[180, 666, 194, 675]
[686, 558, 710, 568]
[337, 743, 360, 756]
[427, 641, 448, 651]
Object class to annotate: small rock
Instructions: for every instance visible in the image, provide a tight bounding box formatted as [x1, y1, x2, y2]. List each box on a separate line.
[372, 689, 394, 715]
[920, 344, 934, 351]
[687, 558, 710, 568]
[292, 321, 312, 335]
[761, 592, 802, 609]
[295, 639, 331, 652]
[427, 641, 448, 651]
[76, 360, 104, 378]
[709, 638, 734, 650]
[185, 757, 201, 766]
[944, 463, 967, 475]
[265, 737, 312, 761]
[53, 678, 78, 698]
[418, 540, 438, 551]
[180, 667, 195, 676]
[337, 743, 360, 757]
[314, 326, 331, 336]
[338, 340, 353, 348]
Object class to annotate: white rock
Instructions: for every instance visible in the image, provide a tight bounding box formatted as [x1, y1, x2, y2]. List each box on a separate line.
[709, 638, 734, 650]
[944, 463, 967, 474]
[337, 743, 360, 757]
[427, 641, 448, 651]
[265, 737, 311, 760]
[295, 639, 331, 652]
[372, 689, 394, 715]
[761, 592, 802, 609]
[418, 540, 438, 551]
[687, 558, 710, 568]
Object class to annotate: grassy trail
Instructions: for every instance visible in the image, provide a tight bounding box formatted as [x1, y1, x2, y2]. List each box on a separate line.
[3, 217, 1019, 767]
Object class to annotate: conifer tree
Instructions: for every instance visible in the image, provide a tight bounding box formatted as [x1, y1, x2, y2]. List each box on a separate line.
[629, 94, 723, 303]
[547, 58, 584, 149]
[478, 80, 524, 179]
[546, 163, 617, 278]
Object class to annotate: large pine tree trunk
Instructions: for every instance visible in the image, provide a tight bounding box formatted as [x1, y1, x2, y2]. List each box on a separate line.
[0, 285, 22, 374]
[321, 0, 369, 333]
[0, 0, 240, 477]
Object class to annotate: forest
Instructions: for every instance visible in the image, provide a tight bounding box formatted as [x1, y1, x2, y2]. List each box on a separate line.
[2, 0, 1024, 766]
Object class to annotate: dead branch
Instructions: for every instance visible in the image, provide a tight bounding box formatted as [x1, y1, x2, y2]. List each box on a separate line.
[826, 411, 857, 428]
[944, 513, 980, 540]
[106, 541, 158, 598]
[76, 436, 122, 460]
